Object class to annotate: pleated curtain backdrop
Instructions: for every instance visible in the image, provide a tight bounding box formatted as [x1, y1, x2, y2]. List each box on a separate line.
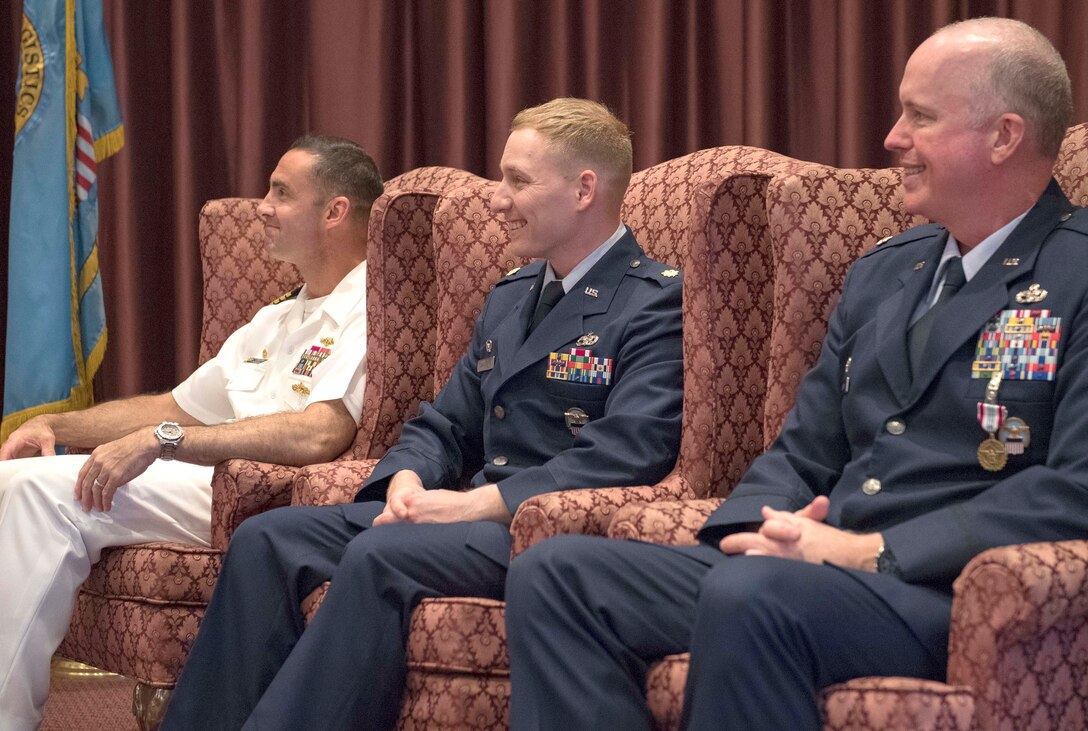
[2, 0, 1088, 401]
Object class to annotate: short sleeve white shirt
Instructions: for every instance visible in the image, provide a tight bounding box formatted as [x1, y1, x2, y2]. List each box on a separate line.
[173, 260, 368, 425]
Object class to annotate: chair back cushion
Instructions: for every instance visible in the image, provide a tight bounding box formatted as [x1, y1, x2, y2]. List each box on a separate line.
[430, 180, 525, 393]
[353, 169, 487, 458]
[622, 146, 806, 497]
[761, 165, 925, 447]
[1055, 122, 1088, 205]
[197, 198, 301, 364]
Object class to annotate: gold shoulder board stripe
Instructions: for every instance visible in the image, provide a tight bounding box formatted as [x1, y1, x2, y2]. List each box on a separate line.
[270, 286, 303, 306]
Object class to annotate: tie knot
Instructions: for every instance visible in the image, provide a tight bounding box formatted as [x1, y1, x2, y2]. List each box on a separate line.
[539, 280, 566, 308]
[932, 257, 965, 308]
[943, 257, 966, 289]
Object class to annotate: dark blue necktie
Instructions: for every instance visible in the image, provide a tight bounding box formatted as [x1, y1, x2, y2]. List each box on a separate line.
[528, 280, 565, 334]
[908, 256, 966, 376]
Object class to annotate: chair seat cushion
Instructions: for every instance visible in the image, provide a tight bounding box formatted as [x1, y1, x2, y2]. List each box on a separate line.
[406, 597, 509, 676]
[822, 677, 976, 731]
[80, 543, 222, 604]
[645, 653, 976, 731]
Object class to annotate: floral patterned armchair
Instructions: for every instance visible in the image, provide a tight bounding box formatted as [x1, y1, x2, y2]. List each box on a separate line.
[55, 166, 483, 730]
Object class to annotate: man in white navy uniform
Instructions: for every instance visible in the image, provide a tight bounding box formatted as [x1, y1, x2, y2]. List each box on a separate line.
[505, 18, 1088, 731]
[161, 98, 683, 731]
[0, 134, 380, 731]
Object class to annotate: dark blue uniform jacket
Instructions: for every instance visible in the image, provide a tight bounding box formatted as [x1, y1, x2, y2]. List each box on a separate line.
[700, 180, 1088, 657]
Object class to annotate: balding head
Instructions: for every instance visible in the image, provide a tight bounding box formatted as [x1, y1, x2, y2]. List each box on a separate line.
[929, 18, 1071, 159]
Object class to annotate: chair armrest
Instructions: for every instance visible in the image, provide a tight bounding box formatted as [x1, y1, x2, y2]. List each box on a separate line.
[947, 539, 1088, 720]
[292, 459, 380, 506]
[509, 484, 686, 559]
[210, 458, 300, 549]
[607, 498, 725, 545]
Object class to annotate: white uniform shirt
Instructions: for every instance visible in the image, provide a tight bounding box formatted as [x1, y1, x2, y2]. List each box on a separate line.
[173, 260, 368, 425]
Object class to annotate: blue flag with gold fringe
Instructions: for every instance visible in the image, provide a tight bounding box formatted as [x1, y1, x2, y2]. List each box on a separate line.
[3, 0, 124, 442]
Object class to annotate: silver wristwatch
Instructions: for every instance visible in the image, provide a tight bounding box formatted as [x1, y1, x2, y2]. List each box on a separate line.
[154, 421, 185, 461]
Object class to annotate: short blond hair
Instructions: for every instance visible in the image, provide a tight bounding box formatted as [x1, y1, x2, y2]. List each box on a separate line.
[512, 98, 633, 195]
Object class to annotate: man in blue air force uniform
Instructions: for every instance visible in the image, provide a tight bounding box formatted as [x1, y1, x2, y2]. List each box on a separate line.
[505, 18, 1088, 731]
[162, 98, 683, 730]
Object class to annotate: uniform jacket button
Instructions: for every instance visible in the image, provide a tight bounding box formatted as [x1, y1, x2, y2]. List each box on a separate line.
[493, 455, 508, 466]
[886, 419, 906, 435]
[862, 478, 882, 495]
[493, 405, 505, 419]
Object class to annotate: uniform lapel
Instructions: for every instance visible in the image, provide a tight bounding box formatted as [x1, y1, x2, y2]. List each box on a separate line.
[482, 263, 544, 394]
[875, 234, 948, 406]
[907, 180, 1071, 401]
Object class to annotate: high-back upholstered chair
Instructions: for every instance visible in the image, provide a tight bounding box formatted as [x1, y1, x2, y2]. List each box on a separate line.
[609, 122, 1088, 731]
[377, 147, 813, 730]
[55, 166, 482, 730]
[507, 146, 807, 555]
[289, 176, 512, 509]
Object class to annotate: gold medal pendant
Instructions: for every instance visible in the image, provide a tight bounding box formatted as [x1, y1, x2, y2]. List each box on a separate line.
[978, 435, 1008, 472]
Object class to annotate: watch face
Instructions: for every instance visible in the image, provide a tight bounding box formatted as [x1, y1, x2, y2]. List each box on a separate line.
[157, 422, 183, 440]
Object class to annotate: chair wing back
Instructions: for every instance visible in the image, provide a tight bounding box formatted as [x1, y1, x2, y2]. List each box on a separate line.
[622, 146, 806, 498]
[197, 198, 301, 365]
[761, 166, 926, 448]
[352, 169, 487, 459]
[430, 180, 527, 394]
[1055, 122, 1088, 205]
[386, 166, 488, 196]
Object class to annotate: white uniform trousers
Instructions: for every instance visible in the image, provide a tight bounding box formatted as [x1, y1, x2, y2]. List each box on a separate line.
[0, 455, 213, 731]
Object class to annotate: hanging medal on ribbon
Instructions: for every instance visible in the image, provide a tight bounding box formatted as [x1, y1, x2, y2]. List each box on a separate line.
[976, 371, 1008, 472]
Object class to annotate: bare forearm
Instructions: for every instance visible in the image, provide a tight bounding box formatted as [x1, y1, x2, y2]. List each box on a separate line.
[466, 484, 513, 524]
[43, 393, 189, 448]
[841, 532, 885, 572]
[174, 400, 356, 467]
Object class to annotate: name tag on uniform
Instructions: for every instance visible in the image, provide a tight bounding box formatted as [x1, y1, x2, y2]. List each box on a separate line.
[547, 348, 612, 385]
[972, 309, 1060, 381]
[477, 356, 495, 372]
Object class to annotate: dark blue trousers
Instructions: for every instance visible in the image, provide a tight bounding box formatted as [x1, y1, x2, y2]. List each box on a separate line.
[506, 535, 950, 731]
[161, 502, 510, 731]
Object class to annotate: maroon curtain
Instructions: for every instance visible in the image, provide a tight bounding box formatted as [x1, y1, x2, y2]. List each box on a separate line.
[3, 0, 1088, 403]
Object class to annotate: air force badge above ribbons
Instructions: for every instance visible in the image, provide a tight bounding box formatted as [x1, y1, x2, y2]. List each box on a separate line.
[547, 348, 613, 385]
[972, 309, 1060, 381]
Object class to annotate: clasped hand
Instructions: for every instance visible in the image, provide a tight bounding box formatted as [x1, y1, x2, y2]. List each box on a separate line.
[718, 496, 881, 571]
[373, 471, 511, 526]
